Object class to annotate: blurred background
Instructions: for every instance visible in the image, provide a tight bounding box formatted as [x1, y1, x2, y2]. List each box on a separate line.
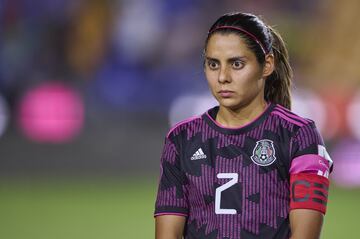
[0, 0, 359, 238]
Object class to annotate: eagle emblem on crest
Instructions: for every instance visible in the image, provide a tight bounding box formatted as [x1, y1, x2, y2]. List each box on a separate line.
[251, 139, 276, 166]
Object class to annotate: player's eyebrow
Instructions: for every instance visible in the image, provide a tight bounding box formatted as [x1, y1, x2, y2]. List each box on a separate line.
[227, 56, 248, 62]
[205, 56, 248, 62]
[205, 56, 219, 63]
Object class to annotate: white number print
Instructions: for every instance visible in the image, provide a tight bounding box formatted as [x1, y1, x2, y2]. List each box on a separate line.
[215, 173, 239, 214]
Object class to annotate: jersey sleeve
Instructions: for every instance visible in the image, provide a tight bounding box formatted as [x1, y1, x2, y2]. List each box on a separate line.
[154, 136, 189, 217]
[289, 122, 333, 177]
[289, 122, 333, 214]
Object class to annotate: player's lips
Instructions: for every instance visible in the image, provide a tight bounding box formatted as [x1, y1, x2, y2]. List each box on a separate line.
[218, 90, 235, 98]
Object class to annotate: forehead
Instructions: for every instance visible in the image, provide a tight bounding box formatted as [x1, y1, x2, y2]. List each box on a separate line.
[206, 33, 254, 58]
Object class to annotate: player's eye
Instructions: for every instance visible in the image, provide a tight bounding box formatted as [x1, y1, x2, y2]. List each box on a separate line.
[207, 60, 219, 70]
[232, 60, 244, 69]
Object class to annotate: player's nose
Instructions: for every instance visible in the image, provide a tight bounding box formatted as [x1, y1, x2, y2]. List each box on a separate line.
[218, 66, 231, 84]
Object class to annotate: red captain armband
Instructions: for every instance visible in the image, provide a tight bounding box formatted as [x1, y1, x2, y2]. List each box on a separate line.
[290, 173, 329, 214]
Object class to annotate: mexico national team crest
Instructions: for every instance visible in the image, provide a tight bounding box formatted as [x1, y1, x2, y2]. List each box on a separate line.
[251, 139, 276, 166]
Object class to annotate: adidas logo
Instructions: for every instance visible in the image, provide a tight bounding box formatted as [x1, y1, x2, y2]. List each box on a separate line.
[191, 148, 207, 160]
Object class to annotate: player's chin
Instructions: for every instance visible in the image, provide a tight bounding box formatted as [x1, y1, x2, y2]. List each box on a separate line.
[218, 98, 242, 109]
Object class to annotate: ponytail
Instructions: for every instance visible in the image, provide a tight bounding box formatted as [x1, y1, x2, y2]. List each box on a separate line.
[265, 26, 293, 110]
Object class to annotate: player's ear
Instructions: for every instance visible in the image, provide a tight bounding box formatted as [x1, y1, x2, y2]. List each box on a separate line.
[262, 54, 275, 77]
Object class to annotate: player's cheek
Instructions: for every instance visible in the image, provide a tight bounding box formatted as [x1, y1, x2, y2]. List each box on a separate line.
[206, 77, 218, 93]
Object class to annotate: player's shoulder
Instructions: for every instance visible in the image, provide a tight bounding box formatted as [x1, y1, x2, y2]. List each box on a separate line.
[270, 103, 315, 128]
[166, 115, 203, 139]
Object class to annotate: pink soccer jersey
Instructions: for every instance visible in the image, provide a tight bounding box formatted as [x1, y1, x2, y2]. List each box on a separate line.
[155, 103, 333, 239]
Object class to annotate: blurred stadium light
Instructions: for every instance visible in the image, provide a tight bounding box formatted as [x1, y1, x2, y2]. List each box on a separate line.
[169, 92, 217, 126]
[292, 88, 327, 138]
[0, 94, 9, 138]
[17, 82, 84, 143]
[331, 140, 360, 188]
[347, 91, 360, 141]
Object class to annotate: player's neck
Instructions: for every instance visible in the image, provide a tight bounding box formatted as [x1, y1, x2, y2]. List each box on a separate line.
[216, 98, 268, 128]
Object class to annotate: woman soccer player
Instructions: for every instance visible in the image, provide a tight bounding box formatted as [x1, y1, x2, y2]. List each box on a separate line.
[154, 12, 333, 239]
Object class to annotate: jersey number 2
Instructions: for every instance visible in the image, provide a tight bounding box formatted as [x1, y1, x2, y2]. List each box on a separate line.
[215, 173, 238, 214]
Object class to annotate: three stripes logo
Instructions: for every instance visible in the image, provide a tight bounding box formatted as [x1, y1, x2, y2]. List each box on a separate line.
[191, 148, 207, 160]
